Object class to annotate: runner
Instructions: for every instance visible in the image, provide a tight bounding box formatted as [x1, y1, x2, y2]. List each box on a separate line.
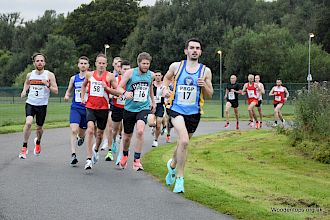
[254, 74, 265, 128]
[80, 53, 119, 170]
[110, 60, 131, 165]
[269, 79, 289, 127]
[224, 74, 241, 130]
[19, 53, 58, 159]
[64, 56, 89, 166]
[151, 71, 165, 147]
[101, 57, 122, 156]
[117, 52, 156, 171]
[163, 38, 213, 193]
[242, 74, 260, 129]
[163, 78, 175, 143]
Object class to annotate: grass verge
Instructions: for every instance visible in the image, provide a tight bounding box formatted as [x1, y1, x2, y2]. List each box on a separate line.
[143, 129, 330, 220]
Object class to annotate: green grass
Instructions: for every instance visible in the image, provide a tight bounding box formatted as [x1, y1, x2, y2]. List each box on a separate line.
[0, 100, 70, 133]
[202, 100, 295, 120]
[143, 129, 330, 220]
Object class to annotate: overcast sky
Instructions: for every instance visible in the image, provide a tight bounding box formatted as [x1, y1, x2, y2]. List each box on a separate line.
[0, 0, 157, 21]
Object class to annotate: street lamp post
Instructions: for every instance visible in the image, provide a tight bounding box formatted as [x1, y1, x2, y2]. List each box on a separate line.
[217, 50, 224, 118]
[307, 33, 314, 93]
[104, 44, 110, 57]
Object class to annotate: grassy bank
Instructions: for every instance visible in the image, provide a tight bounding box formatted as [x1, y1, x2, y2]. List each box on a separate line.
[143, 130, 330, 220]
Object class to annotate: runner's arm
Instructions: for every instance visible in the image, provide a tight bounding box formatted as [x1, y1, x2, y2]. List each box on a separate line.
[260, 83, 265, 95]
[80, 72, 91, 104]
[269, 87, 275, 96]
[104, 72, 121, 97]
[21, 72, 31, 98]
[48, 72, 58, 94]
[64, 76, 75, 101]
[200, 67, 213, 99]
[241, 83, 247, 95]
[163, 62, 178, 97]
[150, 73, 156, 113]
[118, 69, 133, 98]
[284, 88, 289, 100]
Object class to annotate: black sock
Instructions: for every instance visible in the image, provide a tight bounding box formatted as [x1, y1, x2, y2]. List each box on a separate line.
[155, 139, 157, 141]
[94, 149, 98, 153]
[134, 152, 141, 161]
[23, 142, 27, 148]
[167, 134, 170, 137]
[36, 140, 40, 145]
[108, 149, 112, 152]
[123, 151, 129, 156]
[275, 121, 278, 124]
[87, 158, 91, 160]
[72, 153, 76, 156]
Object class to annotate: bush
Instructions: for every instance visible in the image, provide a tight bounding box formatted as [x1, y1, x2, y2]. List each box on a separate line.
[290, 82, 330, 164]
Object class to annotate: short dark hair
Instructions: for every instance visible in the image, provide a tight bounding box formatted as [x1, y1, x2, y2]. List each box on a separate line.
[137, 52, 152, 63]
[32, 52, 46, 62]
[185, 38, 202, 49]
[154, 70, 162, 75]
[79, 56, 89, 62]
[120, 60, 130, 67]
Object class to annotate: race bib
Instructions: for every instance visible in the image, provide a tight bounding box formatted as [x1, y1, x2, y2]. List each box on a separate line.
[90, 81, 104, 97]
[74, 88, 88, 102]
[30, 85, 45, 99]
[116, 95, 126, 105]
[134, 85, 149, 102]
[228, 91, 235, 100]
[247, 89, 255, 98]
[275, 96, 281, 101]
[177, 85, 197, 105]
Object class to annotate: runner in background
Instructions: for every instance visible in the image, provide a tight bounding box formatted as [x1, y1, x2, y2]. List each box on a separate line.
[269, 79, 289, 127]
[242, 74, 260, 129]
[254, 74, 265, 128]
[224, 74, 241, 130]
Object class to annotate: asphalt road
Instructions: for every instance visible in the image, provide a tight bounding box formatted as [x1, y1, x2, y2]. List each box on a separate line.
[0, 121, 250, 220]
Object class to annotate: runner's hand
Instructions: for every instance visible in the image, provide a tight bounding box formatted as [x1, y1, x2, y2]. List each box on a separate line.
[163, 87, 172, 98]
[21, 90, 26, 98]
[151, 102, 156, 114]
[64, 95, 69, 102]
[125, 91, 133, 99]
[197, 76, 206, 87]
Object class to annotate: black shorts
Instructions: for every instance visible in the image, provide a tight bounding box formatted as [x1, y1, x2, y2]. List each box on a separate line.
[86, 108, 109, 130]
[167, 109, 201, 134]
[25, 103, 47, 126]
[256, 100, 262, 108]
[227, 100, 239, 108]
[123, 109, 150, 134]
[274, 103, 284, 108]
[111, 106, 124, 122]
[155, 103, 165, 118]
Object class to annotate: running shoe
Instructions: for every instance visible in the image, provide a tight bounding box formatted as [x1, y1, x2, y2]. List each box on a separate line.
[248, 121, 254, 128]
[111, 140, 117, 154]
[236, 121, 239, 130]
[224, 122, 229, 128]
[70, 154, 78, 166]
[152, 140, 158, 148]
[256, 121, 260, 129]
[76, 135, 85, 147]
[119, 155, 128, 169]
[272, 123, 278, 127]
[92, 145, 99, 164]
[259, 121, 263, 128]
[133, 159, 144, 171]
[165, 159, 176, 186]
[166, 135, 171, 143]
[84, 159, 92, 170]
[19, 147, 28, 159]
[100, 139, 108, 151]
[34, 137, 41, 155]
[105, 150, 114, 161]
[161, 126, 166, 135]
[173, 177, 184, 193]
[116, 152, 122, 166]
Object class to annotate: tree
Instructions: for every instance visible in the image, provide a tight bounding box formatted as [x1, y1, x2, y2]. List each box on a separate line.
[61, 0, 142, 63]
[41, 34, 78, 86]
[280, 43, 330, 82]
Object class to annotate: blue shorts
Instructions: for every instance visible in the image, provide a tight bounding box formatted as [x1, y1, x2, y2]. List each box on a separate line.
[70, 107, 87, 129]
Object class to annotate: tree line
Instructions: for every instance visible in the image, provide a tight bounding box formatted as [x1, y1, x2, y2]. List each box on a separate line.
[0, 0, 329, 86]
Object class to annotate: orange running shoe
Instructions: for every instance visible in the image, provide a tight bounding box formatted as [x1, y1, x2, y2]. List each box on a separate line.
[119, 155, 128, 169]
[19, 147, 28, 159]
[34, 137, 41, 155]
[236, 121, 239, 130]
[133, 159, 144, 171]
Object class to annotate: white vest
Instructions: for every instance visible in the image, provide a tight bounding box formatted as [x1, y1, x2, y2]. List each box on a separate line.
[26, 70, 50, 106]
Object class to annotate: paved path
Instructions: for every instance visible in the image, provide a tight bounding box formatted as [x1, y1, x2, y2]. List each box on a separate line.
[0, 121, 249, 220]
